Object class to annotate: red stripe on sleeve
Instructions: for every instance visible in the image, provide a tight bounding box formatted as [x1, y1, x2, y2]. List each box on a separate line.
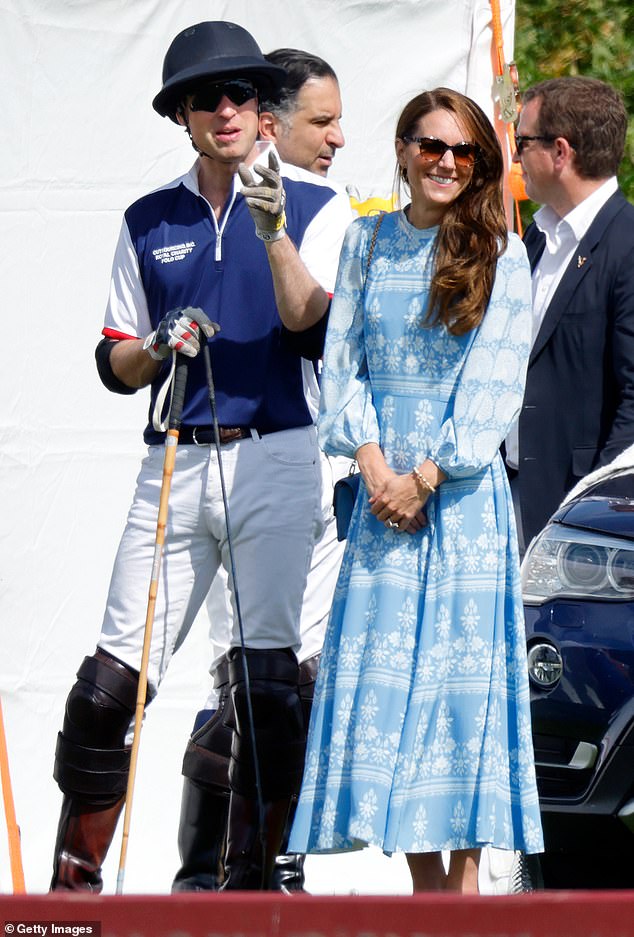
[102, 327, 140, 340]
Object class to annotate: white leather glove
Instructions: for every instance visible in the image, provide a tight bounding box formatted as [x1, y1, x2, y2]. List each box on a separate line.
[238, 150, 287, 242]
[142, 310, 201, 360]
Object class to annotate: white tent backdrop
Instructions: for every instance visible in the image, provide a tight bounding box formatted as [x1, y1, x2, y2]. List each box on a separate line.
[0, 0, 516, 894]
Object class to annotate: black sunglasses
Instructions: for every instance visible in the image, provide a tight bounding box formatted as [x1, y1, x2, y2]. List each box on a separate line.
[189, 79, 258, 113]
[402, 135, 480, 168]
[514, 133, 556, 155]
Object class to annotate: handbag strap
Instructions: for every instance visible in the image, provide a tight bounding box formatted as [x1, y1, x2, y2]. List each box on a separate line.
[364, 211, 385, 285]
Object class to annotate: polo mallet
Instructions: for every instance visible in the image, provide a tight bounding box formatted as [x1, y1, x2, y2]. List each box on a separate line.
[198, 337, 268, 885]
[0, 696, 25, 893]
[115, 311, 220, 895]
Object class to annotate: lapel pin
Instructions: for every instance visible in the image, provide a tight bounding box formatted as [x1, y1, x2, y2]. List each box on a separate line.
[577, 255, 587, 268]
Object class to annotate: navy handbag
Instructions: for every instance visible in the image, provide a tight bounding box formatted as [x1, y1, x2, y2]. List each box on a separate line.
[332, 469, 361, 541]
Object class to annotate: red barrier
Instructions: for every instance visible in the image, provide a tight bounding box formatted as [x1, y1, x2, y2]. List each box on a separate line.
[1, 892, 634, 937]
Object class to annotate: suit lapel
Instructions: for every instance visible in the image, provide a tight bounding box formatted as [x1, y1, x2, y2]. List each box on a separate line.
[529, 191, 627, 364]
[524, 222, 545, 271]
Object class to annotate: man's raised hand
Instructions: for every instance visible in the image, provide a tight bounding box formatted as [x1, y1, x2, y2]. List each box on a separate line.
[239, 150, 287, 242]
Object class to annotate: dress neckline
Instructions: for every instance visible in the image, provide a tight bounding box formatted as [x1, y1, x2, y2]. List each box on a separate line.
[399, 206, 439, 240]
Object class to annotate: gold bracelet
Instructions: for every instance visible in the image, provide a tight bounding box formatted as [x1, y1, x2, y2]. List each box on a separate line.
[412, 466, 436, 495]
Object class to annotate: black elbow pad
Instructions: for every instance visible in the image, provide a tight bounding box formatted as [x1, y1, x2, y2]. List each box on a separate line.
[95, 338, 137, 395]
[281, 305, 330, 361]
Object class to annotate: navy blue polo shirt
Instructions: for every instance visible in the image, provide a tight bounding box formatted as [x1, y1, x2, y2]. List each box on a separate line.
[104, 166, 343, 444]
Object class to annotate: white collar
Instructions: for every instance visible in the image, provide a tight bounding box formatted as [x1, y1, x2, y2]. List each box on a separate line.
[534, 176, 618, 244]
[182, 159, 243, 198]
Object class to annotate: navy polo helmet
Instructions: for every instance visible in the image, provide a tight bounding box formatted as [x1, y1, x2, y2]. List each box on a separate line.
[153, 21, 287, 121]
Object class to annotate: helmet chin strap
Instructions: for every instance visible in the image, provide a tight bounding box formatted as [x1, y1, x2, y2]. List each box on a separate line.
[185, 122, 213, 160]
[178, 105, 213, 160]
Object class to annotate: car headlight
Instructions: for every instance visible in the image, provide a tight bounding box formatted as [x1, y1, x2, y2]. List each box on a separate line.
[527, 642, 563, 688]
[522, 524, 634, 604]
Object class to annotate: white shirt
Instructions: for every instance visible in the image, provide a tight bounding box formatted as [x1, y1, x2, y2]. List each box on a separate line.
[505, 176, 619, 469]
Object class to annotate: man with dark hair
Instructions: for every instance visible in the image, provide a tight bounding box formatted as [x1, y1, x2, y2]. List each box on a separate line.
[506, 76, 634, 550]
[49, 20, 351, 893]
[171, 47, 351, 896]
[259, 49, 345, 176]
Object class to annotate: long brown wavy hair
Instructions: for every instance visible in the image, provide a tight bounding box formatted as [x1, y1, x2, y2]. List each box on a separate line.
[395, 88, 508, 335]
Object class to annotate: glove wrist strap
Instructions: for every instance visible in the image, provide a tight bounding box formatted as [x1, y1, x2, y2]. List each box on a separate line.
[256, 211, 287, 242]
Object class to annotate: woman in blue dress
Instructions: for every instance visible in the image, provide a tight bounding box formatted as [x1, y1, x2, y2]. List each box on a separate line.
[288, 88, 543, 892]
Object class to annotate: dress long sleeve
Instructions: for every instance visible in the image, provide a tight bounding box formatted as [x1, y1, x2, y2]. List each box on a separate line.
[428, 233, 532, 477]
[318, 217, 381, 459]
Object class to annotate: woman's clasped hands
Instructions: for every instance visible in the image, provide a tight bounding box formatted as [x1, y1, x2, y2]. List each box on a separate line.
[369, 470, 429, 534]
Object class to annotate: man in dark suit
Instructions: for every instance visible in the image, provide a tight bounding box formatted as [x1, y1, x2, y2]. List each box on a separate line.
[506, 76, 634, 551]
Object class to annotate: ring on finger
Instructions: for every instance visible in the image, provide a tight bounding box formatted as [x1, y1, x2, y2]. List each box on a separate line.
[386, 518, 399, 529]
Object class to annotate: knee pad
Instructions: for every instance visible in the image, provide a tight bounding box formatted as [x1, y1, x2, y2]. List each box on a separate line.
[62, 648, 139, 749]
[182, 655, 232, 793]
[54, 649, 139, 805]
[227, 647, 305, 800]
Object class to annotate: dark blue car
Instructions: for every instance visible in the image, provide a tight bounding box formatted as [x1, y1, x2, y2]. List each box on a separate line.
[521, 463, 634, 888]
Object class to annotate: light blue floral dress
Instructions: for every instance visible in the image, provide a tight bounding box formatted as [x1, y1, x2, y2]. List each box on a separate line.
[288, 210, 544, 856]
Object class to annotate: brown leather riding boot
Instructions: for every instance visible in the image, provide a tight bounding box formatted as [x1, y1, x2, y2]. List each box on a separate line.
[271, 796, 306, 892]
[220, 792, 291, 890]
[171, 779, 230, 892]
[50, 794, 125, 892]
[271, 851, 306, 893]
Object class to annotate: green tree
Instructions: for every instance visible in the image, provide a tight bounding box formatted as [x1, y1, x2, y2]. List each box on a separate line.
[513, 0, 634, 225]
